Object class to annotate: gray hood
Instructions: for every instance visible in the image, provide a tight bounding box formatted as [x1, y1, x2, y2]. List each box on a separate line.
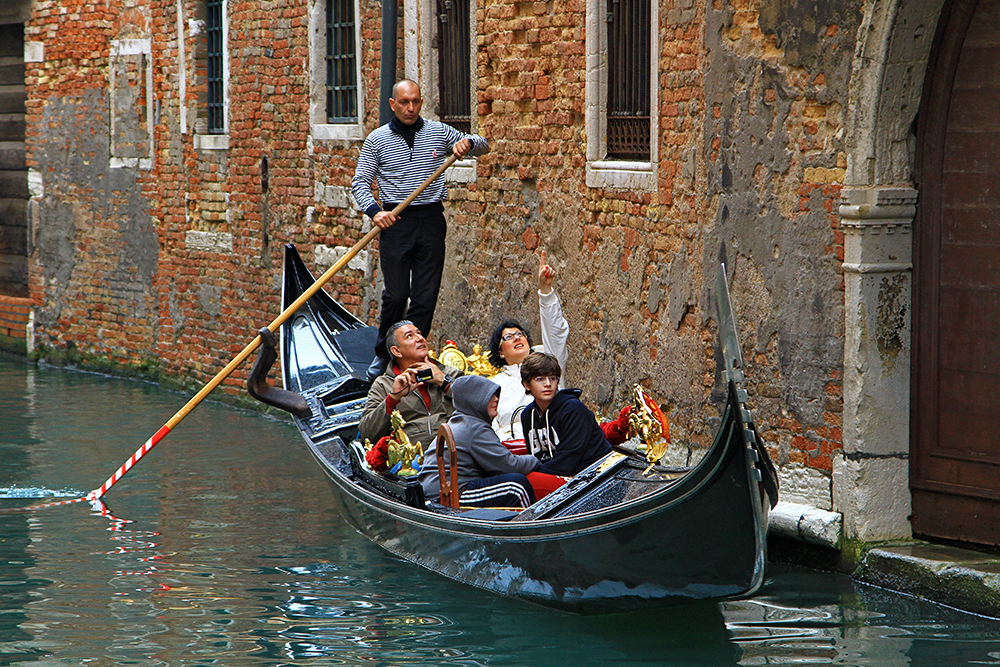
[451, 375, 501, 423]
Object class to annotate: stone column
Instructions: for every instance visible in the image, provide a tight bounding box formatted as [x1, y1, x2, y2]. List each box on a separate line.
[834, 187, 917, 541]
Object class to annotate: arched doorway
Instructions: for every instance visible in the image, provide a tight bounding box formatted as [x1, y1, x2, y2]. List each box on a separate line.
[912, 0, 1000, 545]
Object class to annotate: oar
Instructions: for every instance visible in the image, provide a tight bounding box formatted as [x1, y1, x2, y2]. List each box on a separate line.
[87, 153, 460, 501]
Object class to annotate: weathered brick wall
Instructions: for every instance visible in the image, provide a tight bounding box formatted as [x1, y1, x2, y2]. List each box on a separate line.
[699, 0, 858, 504]
[0, 295, 32, 353]
[24, 0, 388, 393]
[433, 0, 857, 506]
[25, 1, 161, 370]
[24, 0, 858, 507]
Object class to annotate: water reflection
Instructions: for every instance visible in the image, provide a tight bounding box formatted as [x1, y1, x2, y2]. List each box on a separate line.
[3, 358, 1000, 666]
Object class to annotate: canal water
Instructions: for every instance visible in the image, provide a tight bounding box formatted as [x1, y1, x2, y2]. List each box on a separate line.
[2, 358, 1000, 666]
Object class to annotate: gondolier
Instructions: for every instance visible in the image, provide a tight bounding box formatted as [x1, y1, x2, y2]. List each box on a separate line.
[352, 79, 489, 380]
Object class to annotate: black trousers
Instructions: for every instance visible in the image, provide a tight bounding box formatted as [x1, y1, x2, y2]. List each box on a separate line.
[374, 207, 447, 358]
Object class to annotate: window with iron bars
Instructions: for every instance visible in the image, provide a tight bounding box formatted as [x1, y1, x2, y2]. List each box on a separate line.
[326, 0, 357, 123]
[206, 0, 224, 133]
[606, 0, 650, 160]
[437, 0, 470, 134]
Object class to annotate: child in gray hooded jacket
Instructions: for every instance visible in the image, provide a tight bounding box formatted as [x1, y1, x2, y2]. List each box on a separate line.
[420, 375, 539, 507]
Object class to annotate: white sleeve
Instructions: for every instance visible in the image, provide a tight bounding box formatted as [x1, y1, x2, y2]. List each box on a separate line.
[538, 289, 569, 373]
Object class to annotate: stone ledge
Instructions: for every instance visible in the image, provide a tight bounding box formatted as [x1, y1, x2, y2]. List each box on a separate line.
[768, 501, 842, 548]
[855, 542, 1000, 619]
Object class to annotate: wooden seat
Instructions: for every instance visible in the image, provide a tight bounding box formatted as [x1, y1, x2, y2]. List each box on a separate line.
[436, 423, 460, 508]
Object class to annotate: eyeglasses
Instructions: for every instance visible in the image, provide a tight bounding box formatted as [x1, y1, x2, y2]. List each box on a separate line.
[501, 331, 526, 342]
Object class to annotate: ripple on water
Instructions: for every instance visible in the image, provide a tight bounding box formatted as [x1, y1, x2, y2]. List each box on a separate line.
[0, 485, 83, 499]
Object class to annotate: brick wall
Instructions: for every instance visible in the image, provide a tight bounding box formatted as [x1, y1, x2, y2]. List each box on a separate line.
[23, 0, 861, 507]
[0, 295, 31, 353]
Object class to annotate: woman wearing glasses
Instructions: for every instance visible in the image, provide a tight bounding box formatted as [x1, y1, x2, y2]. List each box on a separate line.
[486, 250, 569, 443]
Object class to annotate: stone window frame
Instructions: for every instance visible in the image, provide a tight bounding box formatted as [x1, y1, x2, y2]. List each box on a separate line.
[109, 38, 154, 170]
[310, 0, 364, 141]
[406, 0, 478, 184]
[192, 0, 230, 151]
[584, 0, 659, 191]
[205, 0, 226, 134]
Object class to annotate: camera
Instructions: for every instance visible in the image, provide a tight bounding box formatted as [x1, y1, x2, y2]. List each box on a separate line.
[415, 367, 434, 383]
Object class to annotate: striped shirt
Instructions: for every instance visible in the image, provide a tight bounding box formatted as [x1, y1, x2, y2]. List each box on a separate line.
[351, 118, 489, 219]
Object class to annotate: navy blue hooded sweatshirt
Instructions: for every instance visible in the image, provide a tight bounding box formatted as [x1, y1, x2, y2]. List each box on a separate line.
[520, 388, 612, 477]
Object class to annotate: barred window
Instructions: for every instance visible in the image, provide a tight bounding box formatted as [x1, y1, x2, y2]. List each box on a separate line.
[206, 0, 224, 133]
[606, 0, 650, 160]
[326, 0, 357, 123]
[437, 0, 470, 134]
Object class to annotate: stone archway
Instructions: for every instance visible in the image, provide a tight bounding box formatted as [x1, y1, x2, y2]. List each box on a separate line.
[834, 0, 946, 542]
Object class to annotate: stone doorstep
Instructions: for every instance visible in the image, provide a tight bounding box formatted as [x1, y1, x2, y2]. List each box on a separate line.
[768, 503, 1000, 617]
[855, 542, 1000, 619]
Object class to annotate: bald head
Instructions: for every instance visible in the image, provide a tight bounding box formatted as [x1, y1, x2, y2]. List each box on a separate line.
[392, 79, 420, 98]
[389, 80, 423, 125]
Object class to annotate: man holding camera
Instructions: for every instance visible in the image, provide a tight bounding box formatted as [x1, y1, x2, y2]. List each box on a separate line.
[359, 320, 464, 450]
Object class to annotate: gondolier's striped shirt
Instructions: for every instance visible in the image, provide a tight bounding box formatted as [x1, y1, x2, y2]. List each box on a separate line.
[351, 118, 488, 219]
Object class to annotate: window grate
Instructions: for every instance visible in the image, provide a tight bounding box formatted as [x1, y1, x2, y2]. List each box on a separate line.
[207, 0, 224, 133]
[437, 0, 471, 134]
[606, 0, 650, 160]
[326, 0, 357, 123]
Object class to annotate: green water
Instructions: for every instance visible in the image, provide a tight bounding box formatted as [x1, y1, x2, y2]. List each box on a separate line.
[2, 358, 1000, 666]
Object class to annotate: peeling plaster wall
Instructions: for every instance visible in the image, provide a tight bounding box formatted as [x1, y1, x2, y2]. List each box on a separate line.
[30, 90, 158, 363]
[700, 0, 861, 491]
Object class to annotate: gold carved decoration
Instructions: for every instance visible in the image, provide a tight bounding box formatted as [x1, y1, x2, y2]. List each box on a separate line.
[387, 410, 423, 477]
[431, 340, 502, 378]
[627, 385, 672, 475]
[364, 410, 423, 477]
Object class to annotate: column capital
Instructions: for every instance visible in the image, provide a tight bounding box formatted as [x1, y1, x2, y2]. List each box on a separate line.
[839, 187, 918, 234]
[840, 187, 917, 273]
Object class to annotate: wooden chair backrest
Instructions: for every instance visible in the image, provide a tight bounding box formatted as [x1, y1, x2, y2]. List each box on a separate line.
[436, 423, 460, 508]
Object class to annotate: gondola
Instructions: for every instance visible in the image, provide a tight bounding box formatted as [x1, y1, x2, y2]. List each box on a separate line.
[249, 244, 779, 614]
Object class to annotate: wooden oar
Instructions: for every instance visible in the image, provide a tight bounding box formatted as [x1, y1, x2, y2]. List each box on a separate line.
[88, 153, 460, 500]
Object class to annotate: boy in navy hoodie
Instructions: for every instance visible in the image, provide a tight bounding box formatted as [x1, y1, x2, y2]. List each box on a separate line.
[519, 352, 612, 476]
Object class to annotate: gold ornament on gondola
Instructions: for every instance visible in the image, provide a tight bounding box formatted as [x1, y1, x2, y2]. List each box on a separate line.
[430, 341, 501, 378]
[627, 385, 671, 475]
[435, 340, 469, 373]
[466, 344, 502, 377]
[387, 410, 423, 476]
